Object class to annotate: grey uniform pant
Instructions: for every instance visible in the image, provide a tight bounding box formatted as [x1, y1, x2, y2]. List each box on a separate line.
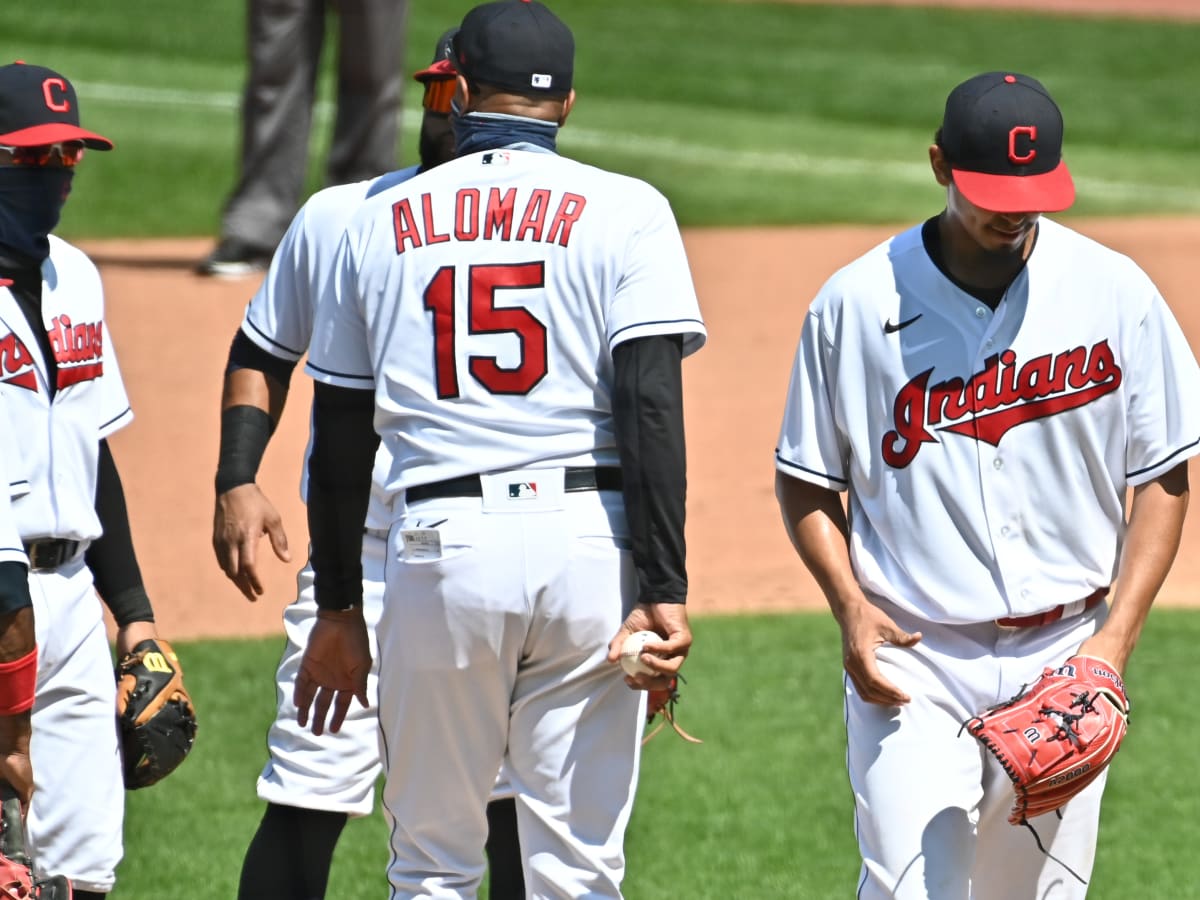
[221, 0, 408, 250]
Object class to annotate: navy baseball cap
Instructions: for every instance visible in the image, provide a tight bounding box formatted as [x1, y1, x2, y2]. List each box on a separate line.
[940, 72, 1073, 213]
[414, 28, 458, 83]
[0, 62, 112, 150]
[452, 0, 573, 96]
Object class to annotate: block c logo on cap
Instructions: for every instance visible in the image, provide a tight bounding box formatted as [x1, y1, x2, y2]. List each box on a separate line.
[1008, 125, 1037, 165]
[42, 77, 71, 112]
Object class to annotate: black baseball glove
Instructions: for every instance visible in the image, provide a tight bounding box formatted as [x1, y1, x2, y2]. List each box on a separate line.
[115, 639, 198, 790]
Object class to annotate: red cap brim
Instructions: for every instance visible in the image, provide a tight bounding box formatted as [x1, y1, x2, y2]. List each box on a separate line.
[952, 160, 1074, 214]
[413, 58, 455, 83]
[0, 122, 112, 150]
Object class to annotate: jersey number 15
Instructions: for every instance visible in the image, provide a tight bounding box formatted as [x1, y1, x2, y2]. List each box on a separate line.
[424, 262, 549, 399]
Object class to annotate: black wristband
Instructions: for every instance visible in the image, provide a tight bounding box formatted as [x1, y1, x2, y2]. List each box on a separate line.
[102, 585, 155, 628]
[215, 405, 274, 495]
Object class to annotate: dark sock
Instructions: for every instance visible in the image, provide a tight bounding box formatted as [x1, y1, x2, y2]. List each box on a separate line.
[72, 892, 105, 900]
[237, 803, 349, 900]
[484, 797, 524, 900]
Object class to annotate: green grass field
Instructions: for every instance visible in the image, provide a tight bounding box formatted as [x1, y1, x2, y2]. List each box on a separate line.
[124, 611, 1200, 899]
[7, 0, 1200, 236]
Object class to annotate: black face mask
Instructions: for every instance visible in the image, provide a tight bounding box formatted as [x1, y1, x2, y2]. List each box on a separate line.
[0, 167, 74, 264]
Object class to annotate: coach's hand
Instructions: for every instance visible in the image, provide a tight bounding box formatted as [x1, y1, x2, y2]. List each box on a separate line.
[295, 608, 371, 736]
[837, 600, 921, 706]
[213, 483, 291, 601]
[607, 602, 692, 691]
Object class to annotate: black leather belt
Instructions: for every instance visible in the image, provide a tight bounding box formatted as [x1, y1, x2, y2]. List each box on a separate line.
[407, 467, 622, 503]
[24, 539, 83, 572]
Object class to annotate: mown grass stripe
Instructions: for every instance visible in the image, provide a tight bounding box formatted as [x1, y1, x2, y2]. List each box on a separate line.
[75, 80, 1200, 209]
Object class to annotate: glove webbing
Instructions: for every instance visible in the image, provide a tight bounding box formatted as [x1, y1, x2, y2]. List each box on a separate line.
[643, 674, 702, 746]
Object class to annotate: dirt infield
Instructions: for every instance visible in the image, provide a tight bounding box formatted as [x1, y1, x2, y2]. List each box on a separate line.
[86, 216, 1200, 640]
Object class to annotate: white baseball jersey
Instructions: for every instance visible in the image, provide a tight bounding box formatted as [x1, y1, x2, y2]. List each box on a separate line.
[306, 147, 706, 491]
[240, 165, 420, 532]
[0, 442, 27, 568]
[0, 236, 133, 541]
[0, 394, 30, 565]
[776, 217, 1200, 624]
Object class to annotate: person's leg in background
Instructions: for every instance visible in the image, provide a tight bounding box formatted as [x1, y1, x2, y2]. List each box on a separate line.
[201, 0, 325, 275]
[328, 0, 406, 184]
[485, 794, 524, 899]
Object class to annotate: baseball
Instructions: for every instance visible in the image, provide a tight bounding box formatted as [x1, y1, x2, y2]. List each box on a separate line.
[619, 630, 662, 677]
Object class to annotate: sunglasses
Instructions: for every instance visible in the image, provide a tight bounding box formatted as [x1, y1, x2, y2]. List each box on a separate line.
[422, 78, 456, 116]
[0, 141, 87, 168]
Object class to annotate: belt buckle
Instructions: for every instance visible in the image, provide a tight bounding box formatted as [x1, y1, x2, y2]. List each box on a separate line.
[26, 540, 73, 572]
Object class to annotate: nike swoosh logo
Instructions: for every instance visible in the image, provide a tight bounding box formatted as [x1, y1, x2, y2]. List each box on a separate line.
[884, 314, 923, 334]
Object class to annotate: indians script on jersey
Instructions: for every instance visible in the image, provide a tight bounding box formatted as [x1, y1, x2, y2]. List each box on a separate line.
[882, 340, 1122, 467]
[0, 317, 103, 393]
[0, 331, 37, 391]
[50, 315, 104, 388]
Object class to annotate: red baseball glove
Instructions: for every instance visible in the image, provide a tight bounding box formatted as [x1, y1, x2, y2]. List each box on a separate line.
[643, 676, 702, 746]
[963, 654, 1129, 825]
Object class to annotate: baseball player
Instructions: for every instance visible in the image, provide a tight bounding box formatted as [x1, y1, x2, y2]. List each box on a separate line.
[775, 71, 1200, 898]
[294, 2, 706, 896]
[213, 32, 524, 900]
[0, 61, 176, 898]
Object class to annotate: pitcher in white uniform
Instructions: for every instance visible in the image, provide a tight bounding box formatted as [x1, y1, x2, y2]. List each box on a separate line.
[295, 2, 706, 896]
[212, 31, 524, 900]
[776, 71, 1200, 899]
[0, 61, 175, 898]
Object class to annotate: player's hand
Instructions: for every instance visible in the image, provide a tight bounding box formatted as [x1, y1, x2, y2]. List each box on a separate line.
[294, 609, 371, 736]
[837, 600, 921, 706]
[0, 716, 33, 814]
[212, 483, 291, 601]
[607, 602, 692, 691]
[115, 620, 159, 660]
[1074, 632, 1130, 676]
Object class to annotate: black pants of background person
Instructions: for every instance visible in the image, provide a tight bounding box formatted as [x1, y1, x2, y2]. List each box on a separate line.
[237, 798, 526, 898]
[218, 0, 407, 258]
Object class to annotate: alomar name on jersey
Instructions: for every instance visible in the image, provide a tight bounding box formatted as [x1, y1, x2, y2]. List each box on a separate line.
[882, 340, 1122, 467]
[0, 316, 103, 393]
[392, 186, 587, 255]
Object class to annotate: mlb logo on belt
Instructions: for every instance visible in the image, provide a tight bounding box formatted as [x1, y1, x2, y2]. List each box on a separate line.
[508, 482, 538, 499]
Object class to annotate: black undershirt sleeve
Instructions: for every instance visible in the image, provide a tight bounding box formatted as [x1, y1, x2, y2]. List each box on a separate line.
[307, 382, 379, 611]
[87, 439, 155, 626]
[611, 334, 688, 605]
[0, 562, 32, 617]
[225, 329, 300, 387]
